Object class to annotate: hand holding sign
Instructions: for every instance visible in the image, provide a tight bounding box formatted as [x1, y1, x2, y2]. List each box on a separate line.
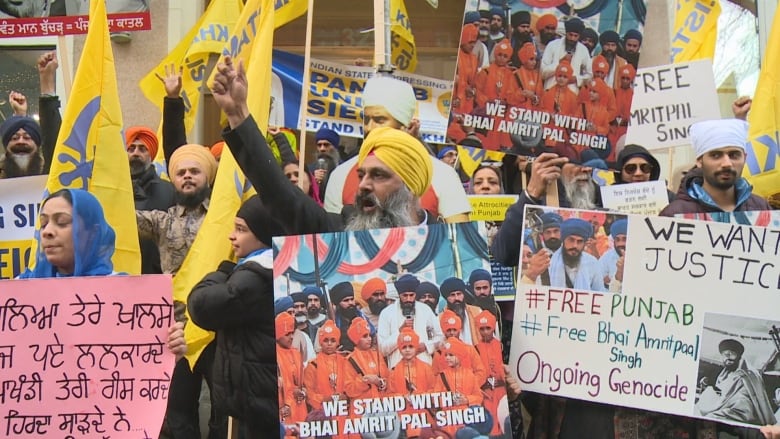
[526, 153, 567, 200]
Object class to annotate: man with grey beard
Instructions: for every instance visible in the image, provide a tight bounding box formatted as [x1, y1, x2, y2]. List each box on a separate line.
[491, 152, 602, 268]
[212, 56, 437, 236]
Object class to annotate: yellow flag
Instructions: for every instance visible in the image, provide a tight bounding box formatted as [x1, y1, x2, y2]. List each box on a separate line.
[390, 0, 417, 72]
[139, 0, 242, 142]
[275, 0, 307, 27]
[457, 145, 505, 177]
[744, 8, 780, 199]
[37, 0, 139, 274]
[179, 0, 274, 366]
[670, 0, 721, 63]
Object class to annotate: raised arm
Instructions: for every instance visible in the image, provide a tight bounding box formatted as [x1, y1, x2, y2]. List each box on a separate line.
[156, 64, 187, 164]
[37, 51, 61, 174]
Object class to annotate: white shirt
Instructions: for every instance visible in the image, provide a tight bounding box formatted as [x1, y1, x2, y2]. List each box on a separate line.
[377, 301, 443, 369]
[540, 38, 592, 93]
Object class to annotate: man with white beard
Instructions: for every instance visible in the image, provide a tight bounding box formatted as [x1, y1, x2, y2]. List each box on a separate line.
[491, 153, 602, 268]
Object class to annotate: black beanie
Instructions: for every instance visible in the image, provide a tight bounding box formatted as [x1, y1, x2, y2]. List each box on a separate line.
[235, 195, 285, 246]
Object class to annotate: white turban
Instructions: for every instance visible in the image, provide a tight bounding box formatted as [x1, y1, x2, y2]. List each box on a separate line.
[362, 75, 417, 127]
[690, 119, 748, 158]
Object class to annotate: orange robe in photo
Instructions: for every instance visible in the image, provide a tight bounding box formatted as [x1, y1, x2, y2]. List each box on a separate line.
[476, 338, 507, 436]
[434, 366, 484, 436]
[431, 345, 487, 386]
[540, 85, 579, 157]
[344, 348, 391, 400]
[454, 50, 479, 114]
[509, 67, 543, 110]
[277, 346, 308, 430]
[304, 352, 351, 438]
[610, 85, 634, 155]
[389, 358, 436, 437]
[474, 64, 518, 150]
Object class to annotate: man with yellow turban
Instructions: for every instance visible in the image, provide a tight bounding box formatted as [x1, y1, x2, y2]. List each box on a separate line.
[211, 56, 439, 235]
[126, 126, 174, 275]
[323, 74, 472, 224]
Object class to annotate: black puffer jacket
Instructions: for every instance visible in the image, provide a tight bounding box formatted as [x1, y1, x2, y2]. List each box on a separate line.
[187, 253, 279, 434]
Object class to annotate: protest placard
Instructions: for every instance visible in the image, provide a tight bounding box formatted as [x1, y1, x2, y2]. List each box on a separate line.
[600, 180, 669, 215]
[1, 274, 175, 437]
[468, 194, 518, 301]
[449, 2, 645, 164]
[271, 50, 452, 144]
[273, 223, 510, 438]
[0, 175, 46, 280]
[625, 59, 721, 150]
[510, 206, 780, 428]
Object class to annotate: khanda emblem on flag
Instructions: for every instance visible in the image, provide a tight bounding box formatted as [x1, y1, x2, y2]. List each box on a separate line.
[55, 97, 102, 189]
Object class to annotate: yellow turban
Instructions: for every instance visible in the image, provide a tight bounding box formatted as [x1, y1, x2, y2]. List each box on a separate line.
[168, 144, 218, 185]
[357, 127, 433, 197]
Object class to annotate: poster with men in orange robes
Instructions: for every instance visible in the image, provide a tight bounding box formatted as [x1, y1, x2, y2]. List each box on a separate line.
[449, 1, 646, 166]
[272, 222, 512, 438]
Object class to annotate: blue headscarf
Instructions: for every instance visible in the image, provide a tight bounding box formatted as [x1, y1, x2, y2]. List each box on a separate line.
[19, 189, 116, 278]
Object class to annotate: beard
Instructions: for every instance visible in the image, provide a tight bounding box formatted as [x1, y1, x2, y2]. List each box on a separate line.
[346, 185, 416, 231]
[340, 305, 358, 321]
[704, 169, 738, 190]
[515, 31, 531, 45]
[129, 157, 150, 176]
[540, 32, 556, 45]
[545, 237, 561, 251]
[625, 51, 640, 68]
[294, 312, 307, 324]
[3, 151, 42, 177]
[602, 49, 616, 65]
[563, 177, 597, 210]
[400, 301, 415, 318]
[564, 38, 577, 53]
[307, 306, 321, 318]
[448, 301, 466, 321]
[562, 247, 582, 267]
[174, 185, 210, 209]
[474, 295, 496, 312]
[368, 299, 388, 316]
[616, 245, 626, 256]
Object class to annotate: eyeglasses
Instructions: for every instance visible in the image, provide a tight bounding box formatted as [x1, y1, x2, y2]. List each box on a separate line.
[623, 163, 653, 174]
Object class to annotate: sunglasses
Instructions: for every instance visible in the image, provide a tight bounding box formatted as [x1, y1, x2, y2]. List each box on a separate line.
[623, 163, 653, 174]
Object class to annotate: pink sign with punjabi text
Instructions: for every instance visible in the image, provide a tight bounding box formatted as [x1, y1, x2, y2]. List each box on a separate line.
[0, 274, 174, 438]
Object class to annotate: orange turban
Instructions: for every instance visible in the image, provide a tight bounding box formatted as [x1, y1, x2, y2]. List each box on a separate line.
[592, 55, 609, 76]
[318, 320, 341, 344]
[619, 64, 636, 80]
[493, 39, 512, 58]
[518, 42, 536, 64]
[590, 78, 610, 104]
[210, 141, 225, 160]
[476, 310, 496, 330]
[555, 61, 573, 80]
[168, 144, 218, 185]
[460, 24, 478, 47]
[361, 277, 387, 302]
[439, 309, 462, 333]
[442, 337, 470, 362]
[398, 328, 419, 348]
[125, 126, 159, 159]
[536, 14, 558, 32]
[275, 312, 295, 339]
[347, 318, 371, 345]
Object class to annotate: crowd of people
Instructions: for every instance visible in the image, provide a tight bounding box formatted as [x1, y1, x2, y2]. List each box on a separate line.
[1, 7, 779, 438]
[450, 7, 642, 165]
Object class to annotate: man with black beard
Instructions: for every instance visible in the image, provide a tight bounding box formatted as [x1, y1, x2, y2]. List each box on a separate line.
[509, 10, 534, 68]
[486, 7, 505, 52]
[326, 282, 375, 353]
[360, 277, 390, 327]
[415, 281, 440, 314]
[439, 277, 483, 345]
[535, 218, 605, 291]
[598, 218, 627, 292]
[598, 30, 628, 89]
[467, 269, 500, 323]
[622, 29, 642, 69]
[291, 292, 319, 349]
[1, 51, 60, 179]
[377, 273, 442, 368]
[535, 14, 559, 54]
[303, 286, 328, 334]
[541, 17, 592, 93]
[125, 126, 174, 274]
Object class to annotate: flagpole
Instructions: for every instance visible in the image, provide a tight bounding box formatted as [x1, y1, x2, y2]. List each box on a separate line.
[296, 0, 315, 188]
[57, 35, 73, 100]
[374, 0, 394, 74]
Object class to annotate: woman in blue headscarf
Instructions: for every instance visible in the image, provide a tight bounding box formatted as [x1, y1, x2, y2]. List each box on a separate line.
[19, 188, 116, 278]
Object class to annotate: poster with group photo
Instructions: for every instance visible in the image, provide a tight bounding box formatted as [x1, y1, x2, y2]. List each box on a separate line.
[272, 222, 512, 438]
[509, 206, 780, 428]
[449, 1, 646, 166]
